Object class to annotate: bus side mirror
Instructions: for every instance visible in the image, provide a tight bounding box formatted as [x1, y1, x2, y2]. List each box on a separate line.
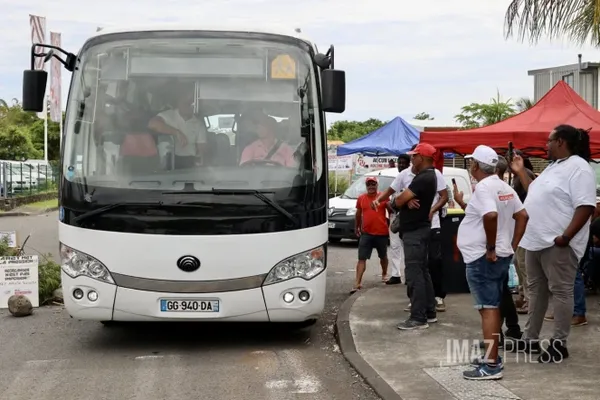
[22, 69, 48, 112]
[321, 69, 346, 113]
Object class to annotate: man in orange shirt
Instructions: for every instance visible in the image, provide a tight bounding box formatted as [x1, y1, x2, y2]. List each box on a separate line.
[351, 176, 390, 293]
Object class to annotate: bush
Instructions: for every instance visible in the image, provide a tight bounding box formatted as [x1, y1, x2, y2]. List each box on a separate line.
[0, 236, 62, 305]
[38, 254, 61, 305]
[329, 172, 350, 198]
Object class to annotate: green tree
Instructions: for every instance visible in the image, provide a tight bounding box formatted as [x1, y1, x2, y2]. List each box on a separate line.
[327, 118, 386, 142]
[0, 98, 61, 161]
[0, 125, 42, 160]
[504, 0, 600, 47]
[413, 112, 434, 120]
[515, 97, 535, 112]
[455, 91, 517, 129]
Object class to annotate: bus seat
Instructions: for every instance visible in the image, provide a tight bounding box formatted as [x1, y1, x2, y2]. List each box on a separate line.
[212, 133, 234, 166]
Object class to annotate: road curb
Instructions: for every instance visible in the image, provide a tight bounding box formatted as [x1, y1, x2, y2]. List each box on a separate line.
[335, 289, 403, 400]
[0, 206, 59, 218]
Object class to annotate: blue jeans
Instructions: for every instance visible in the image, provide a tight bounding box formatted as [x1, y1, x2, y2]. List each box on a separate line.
[574, 268, 586, 317]
[466, 255, 512, 309]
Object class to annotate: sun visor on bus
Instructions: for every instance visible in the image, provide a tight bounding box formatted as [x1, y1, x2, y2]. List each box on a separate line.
[128, 56, 266, 78]
[196, 80, 297, 102]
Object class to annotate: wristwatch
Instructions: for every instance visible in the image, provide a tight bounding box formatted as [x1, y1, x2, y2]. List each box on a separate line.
[486, 244, 496, 251]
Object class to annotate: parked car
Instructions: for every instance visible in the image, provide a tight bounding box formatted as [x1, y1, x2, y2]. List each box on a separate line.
[327, 167, 473, 242]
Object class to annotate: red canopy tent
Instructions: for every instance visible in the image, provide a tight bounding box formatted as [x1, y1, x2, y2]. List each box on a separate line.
[420, 81, 600, 159]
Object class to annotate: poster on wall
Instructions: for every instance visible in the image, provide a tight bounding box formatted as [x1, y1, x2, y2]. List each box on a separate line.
[353, 155, 396, 176]
[328, 154, 353, 171]
[0, 255, 39, 308]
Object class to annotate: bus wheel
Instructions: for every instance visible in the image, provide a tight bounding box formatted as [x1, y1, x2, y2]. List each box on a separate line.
[290, 319, 317, 329]
[100, 321, 116, 327]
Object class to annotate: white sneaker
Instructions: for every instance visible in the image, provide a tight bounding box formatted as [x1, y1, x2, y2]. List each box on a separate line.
[404, 303, 411, 312]
[436, 297, 446, 312]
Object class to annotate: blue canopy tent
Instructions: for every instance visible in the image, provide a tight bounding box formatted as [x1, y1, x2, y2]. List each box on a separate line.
[336, 116, 455, 158]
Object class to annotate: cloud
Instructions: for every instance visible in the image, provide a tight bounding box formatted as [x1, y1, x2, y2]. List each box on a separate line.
[0, 0, 598, 126]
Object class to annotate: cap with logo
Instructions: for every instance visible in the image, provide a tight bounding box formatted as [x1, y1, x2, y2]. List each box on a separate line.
[365, 176, 378, 184]
[465, 145, 499, 166]
[407, 143, 437, 158]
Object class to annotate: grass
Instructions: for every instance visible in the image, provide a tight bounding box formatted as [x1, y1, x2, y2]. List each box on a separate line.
[25, 198, 58, 210]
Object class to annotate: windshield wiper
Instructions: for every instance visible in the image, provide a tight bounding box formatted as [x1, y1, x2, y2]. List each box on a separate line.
[212, 188, 300, 227]
[163, 188, 299, 227]
[71, 202, 210, 224]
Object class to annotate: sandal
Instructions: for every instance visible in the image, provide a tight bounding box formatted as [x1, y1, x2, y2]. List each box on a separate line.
[350, 285, 362, 295]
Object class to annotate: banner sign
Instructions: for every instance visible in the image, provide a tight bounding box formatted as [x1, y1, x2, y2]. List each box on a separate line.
[0, 255, 39, 308]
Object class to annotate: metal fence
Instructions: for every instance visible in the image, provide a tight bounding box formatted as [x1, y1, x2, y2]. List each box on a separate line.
[0, 161, 59, 198]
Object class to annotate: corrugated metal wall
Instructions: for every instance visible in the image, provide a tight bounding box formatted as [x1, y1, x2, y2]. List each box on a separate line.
[533, 66, 598, 108]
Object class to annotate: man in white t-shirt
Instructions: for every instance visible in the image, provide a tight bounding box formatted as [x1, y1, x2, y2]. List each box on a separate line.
[374, 145, 448, 311]
[148, 88, 208, 169]
[457, 145, 528, 381]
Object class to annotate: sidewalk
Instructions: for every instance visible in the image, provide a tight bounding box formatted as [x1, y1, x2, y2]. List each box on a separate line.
[337, 286, 600, 400]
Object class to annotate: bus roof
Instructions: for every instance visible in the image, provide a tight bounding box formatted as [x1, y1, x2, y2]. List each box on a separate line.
[89, 24, 315, 47]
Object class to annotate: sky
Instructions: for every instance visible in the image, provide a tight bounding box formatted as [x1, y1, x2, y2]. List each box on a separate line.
[1, 0, 599, 126]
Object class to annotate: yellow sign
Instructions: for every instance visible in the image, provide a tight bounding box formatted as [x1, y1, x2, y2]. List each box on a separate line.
[271, 54, 296, 79]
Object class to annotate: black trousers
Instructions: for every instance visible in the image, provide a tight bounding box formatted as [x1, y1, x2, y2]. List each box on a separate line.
[402, 226, 436, 323]
[500, 273, 520, 333]
[428, 228, 445, 299]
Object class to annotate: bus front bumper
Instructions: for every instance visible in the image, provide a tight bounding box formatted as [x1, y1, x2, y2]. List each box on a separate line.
[61, 272, 325, 323]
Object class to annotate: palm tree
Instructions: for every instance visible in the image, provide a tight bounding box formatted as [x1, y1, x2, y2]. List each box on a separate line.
[504, 1, 600, 46]
[515, 97, 535, 112]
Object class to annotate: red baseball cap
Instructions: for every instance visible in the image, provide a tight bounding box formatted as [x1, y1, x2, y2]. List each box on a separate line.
[407, 143, 437, 158]
[365, 176, 378, 184]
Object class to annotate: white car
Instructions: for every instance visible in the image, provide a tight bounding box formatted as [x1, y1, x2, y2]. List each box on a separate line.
[328, 166, 473, 242]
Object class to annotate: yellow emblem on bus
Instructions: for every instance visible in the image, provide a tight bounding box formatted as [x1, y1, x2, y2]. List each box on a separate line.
[271, 54, 296, 79]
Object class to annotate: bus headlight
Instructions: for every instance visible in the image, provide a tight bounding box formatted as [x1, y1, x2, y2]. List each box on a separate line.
[263, 246, 326, 286]
[59, 243, 114, 284]
[346, 208, 357, 216]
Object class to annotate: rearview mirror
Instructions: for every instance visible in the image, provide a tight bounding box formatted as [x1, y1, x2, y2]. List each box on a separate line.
[22, 69, 48, 112]
[321, 69, 346, 113]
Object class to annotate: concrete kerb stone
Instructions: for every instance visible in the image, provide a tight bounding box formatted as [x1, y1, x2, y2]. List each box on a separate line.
[335, 289, 403, 400]
[0, 206, 59, 218]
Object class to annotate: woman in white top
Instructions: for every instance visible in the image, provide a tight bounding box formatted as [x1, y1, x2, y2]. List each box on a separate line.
[510, 124, 596, 363]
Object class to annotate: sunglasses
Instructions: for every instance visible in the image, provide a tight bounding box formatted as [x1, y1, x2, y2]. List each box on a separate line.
[366, 182, 377, 186]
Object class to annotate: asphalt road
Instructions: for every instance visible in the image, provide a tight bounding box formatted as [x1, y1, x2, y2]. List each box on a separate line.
[0, 212, 383, 400]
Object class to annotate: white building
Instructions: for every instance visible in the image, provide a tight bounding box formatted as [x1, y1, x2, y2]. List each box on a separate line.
[528, 60, 600, 109]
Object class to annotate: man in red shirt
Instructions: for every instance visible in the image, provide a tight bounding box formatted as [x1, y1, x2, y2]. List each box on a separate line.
[351, 176, 390, 293]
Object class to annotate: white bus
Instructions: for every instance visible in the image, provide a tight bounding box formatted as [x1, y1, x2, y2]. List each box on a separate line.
[22, 25, 345, 327]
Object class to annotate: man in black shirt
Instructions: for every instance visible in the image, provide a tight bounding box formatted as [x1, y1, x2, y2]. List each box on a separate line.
[393, 143, 439, 330]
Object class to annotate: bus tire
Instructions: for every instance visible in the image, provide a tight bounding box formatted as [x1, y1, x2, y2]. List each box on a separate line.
[100, 321, 116, 327]
[291, 319, 317, 329]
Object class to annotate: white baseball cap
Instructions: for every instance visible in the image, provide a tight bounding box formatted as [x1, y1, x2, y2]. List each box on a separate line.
[465, 145, 499, 166]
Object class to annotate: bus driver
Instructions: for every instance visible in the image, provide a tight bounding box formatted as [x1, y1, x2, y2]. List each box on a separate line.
[239, 113, 297, 167]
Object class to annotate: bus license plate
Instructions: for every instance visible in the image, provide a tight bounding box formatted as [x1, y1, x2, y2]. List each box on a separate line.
[160, 299, 220, 312]
[328, 223, 335, 228]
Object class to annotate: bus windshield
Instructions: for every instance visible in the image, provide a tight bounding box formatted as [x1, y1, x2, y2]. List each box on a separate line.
[62, 35, 324, 195]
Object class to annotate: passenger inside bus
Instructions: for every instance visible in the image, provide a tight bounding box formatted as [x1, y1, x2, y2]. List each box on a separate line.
[239, 112, 297, 167]
[118, 107, 160, 174]
[147, 85, 208, 169]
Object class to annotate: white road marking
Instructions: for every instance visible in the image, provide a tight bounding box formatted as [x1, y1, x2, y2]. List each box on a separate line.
[134, 355, 164, 360]
[277, 350, 322, 394]
[265, 378, 321, 393]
